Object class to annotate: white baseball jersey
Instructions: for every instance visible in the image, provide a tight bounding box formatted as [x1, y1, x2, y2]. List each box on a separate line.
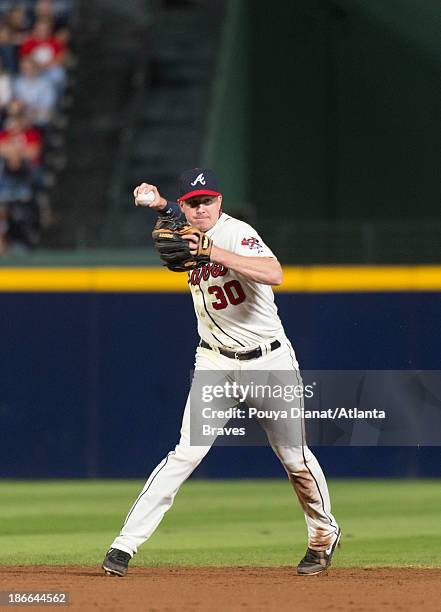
[187, 213, 285, 349]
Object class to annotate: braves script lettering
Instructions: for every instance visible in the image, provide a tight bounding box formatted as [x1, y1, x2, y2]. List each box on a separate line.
[189, 263, 228, 285]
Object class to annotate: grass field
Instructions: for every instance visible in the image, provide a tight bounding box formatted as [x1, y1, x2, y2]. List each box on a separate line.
[1, 479, 440, 567]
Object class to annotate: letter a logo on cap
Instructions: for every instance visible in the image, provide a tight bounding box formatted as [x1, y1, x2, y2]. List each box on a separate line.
[178, 168, 220, 201]
[190, 173, 206, 187]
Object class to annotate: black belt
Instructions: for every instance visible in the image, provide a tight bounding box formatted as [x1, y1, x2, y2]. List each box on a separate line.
[200, 339, 281, 361]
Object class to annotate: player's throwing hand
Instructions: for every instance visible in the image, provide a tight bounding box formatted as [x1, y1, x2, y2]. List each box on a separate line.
[133, 183, 167, 210]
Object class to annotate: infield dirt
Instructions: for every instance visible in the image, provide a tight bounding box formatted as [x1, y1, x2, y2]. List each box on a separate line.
[1, 566, 440, 611]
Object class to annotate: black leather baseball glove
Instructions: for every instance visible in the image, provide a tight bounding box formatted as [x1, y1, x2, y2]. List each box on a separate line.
[152, 216, 212, 272]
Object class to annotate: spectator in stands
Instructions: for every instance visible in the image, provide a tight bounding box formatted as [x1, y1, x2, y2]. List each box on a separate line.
[0, 112, 42, 170]
[19, 18, 66, 92]
[14, 56, 57, 127]
[32, 0, 69, 33]
[0, 111, 40, 209]
[0, 154, 33, 203]
[5, 5, 30, 45]
[0, 21, 18, 73]
[0, 56, 13, 123]
[36, 0, 74, 70]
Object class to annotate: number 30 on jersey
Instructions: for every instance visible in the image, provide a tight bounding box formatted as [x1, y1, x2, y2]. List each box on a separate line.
[208, 280, 246, 310]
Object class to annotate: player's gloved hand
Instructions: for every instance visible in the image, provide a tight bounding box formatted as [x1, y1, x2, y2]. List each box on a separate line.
[152, 216, 212, 272]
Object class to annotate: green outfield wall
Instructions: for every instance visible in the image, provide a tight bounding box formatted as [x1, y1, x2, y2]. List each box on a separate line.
[210, 0, 441, 223]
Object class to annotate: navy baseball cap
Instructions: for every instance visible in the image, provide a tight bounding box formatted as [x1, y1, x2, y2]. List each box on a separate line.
[177, 168, 221, 202]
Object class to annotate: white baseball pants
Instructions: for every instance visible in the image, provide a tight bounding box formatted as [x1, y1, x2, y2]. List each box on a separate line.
[111, 339, 339, 556]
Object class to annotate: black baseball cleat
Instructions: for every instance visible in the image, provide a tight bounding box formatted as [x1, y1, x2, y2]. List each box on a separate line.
[297, 528, 341, 576]
[102, 548, 132, 576]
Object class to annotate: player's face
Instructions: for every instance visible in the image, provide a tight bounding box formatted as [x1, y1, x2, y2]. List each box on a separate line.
[180, 195, 222, 231]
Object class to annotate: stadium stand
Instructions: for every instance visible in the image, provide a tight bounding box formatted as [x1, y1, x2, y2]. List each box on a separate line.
[0, 0, 74, 254]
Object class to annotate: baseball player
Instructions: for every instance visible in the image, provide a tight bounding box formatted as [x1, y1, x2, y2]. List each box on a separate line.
[102, 168, 340, 577]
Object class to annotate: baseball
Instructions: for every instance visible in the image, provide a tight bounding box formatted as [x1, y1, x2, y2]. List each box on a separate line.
[136, 190, 156, 205]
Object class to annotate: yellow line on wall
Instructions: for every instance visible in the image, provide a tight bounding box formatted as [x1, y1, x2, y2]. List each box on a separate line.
[0, 267, 186, 292]
[0, 265, 441, 292]
[278, 266, 441, 292]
